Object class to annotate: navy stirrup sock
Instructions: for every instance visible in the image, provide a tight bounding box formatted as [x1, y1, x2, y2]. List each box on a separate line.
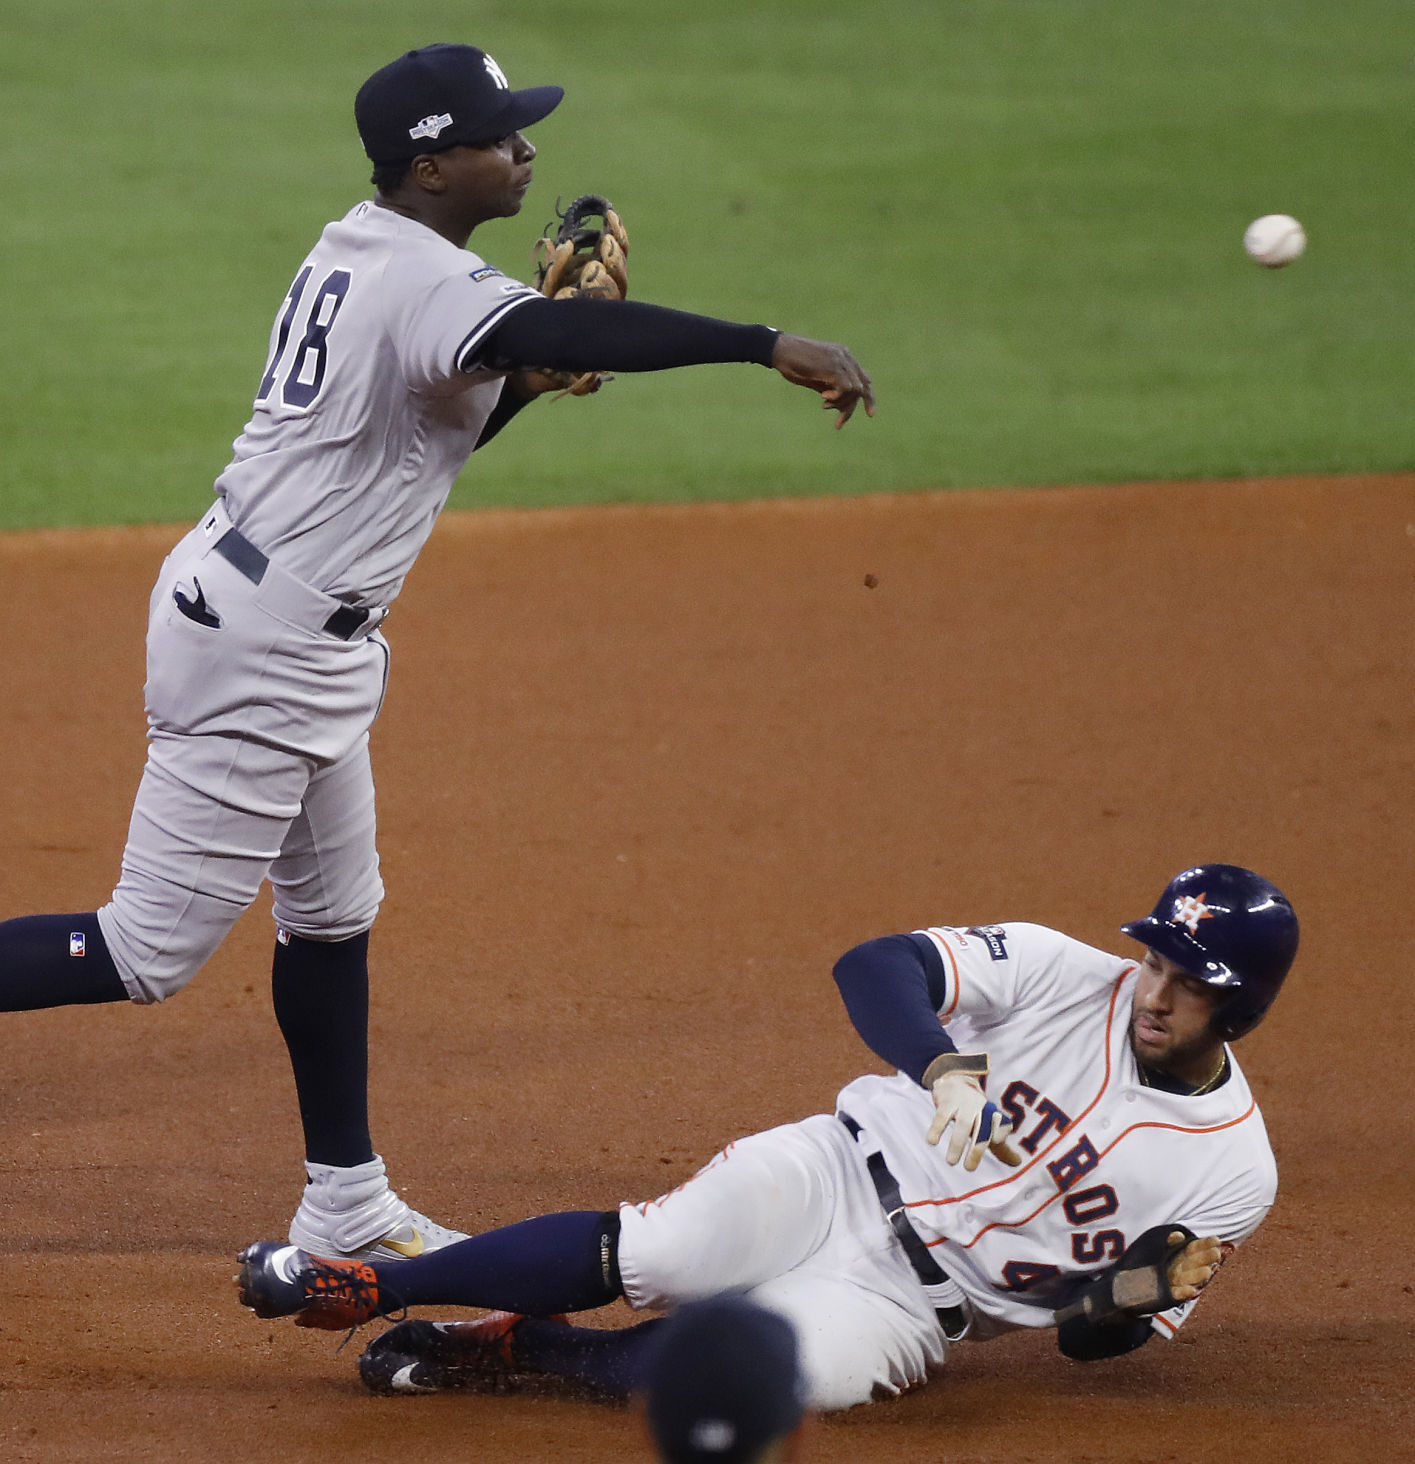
[271, 930, 374, 1169]
[514, 1316, 666, 1398]
[0, 913, 127, 1010]
[376, 1210, 624, 1316]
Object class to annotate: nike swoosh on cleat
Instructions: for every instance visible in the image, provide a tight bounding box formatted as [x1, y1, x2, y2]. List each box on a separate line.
[392, 1363, 432, 1392]
[379, 1230, 426, 1259]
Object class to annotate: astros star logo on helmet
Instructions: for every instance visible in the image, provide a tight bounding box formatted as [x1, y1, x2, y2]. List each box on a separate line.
[1171, 892, 1213, 934]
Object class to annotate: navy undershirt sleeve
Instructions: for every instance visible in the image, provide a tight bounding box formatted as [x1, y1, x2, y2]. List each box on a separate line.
[472, 382, 531, 449]
[479, 297, 780, 374]
[832, 933, 959, 1085]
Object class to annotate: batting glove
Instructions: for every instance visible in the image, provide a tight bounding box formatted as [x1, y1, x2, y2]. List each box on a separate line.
[923, 1054, 1024, 1170]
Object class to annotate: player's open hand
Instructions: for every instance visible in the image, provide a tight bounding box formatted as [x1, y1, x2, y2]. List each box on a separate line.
[1164, 1232, 1224, 1303]
[926, 1074, 1025, 1170]
[770, 334, 875, 428]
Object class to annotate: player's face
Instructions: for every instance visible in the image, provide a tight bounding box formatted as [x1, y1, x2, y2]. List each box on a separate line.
[1130, 949, 1224, 1081]
[433, 132, 538, 229]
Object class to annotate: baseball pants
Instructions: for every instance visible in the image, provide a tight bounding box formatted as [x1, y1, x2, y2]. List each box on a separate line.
[98, 503, 389, 1003]
[616, 1113, 949, 1410]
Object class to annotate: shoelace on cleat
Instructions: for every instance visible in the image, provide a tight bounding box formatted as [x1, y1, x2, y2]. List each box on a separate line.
[301, 1258, 407, 1348]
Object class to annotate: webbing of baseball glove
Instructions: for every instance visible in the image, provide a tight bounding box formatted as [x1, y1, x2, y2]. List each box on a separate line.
[1055, 1223, 1197, 1327]
[529, 194, 630, 397]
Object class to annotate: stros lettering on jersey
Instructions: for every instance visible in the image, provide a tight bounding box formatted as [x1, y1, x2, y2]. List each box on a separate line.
[835, 922, 1275, 1341]
[216, 201, 541, 608]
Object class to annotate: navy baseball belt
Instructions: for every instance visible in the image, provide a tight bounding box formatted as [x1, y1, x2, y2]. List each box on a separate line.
[838, 1113, 969, 1341]
[212, 524, 376, 641]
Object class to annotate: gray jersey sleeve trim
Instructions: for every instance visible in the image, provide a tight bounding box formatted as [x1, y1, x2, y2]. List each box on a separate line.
[454, 292, 541, 374]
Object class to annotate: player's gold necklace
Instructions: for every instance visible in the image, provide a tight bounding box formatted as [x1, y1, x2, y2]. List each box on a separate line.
[1138, 1052, 1228, 1096]
[1189, 1053, 1229, 1095]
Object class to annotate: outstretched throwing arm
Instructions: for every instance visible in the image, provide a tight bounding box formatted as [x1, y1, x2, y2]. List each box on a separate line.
[769, 333, 874, 428]
[481, 298, 875, 428]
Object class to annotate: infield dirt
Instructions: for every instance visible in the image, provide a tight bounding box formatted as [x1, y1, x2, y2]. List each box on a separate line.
[2, 473, 1411, 1462]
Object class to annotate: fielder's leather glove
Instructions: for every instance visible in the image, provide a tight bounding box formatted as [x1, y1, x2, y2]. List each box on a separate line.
[525, 193, 630, 399]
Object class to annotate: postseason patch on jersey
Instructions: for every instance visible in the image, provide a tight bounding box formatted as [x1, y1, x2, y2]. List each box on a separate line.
[967, 925, 1010, 961]
[468, 266, 503, 283]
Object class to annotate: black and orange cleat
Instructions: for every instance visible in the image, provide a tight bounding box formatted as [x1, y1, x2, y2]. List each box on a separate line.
[236, 1241, 386, 1331]
[358, 1312, 566, 1395]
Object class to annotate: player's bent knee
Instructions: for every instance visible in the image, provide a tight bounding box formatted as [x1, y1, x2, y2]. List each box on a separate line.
[97, 888, 245, 1004]
[271, 875, 384, 945]
[270, 905, 381, 944]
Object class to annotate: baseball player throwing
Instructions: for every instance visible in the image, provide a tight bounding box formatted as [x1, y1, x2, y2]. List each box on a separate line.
[0, 43, 872, 1262]
[235, 864, 1297, 1410]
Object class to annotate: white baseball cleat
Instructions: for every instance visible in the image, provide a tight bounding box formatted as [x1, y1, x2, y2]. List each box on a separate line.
[288, 1154, 469, 1262]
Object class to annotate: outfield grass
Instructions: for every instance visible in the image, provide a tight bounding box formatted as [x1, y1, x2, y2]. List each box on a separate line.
[1, 1, 1411, 529]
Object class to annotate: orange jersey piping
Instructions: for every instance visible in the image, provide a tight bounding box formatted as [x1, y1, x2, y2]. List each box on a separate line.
[903, 961, 1260, 1248]
[921, 929, 963, 1020]
[911, 963, 1136, 1215]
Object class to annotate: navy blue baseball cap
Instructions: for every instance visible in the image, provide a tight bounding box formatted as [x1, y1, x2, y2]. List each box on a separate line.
[643, 1297, 806, 1464]
[355, 44, 564, 165]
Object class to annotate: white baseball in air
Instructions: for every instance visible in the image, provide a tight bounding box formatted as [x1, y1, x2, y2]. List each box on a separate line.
[1243, 214, 1306, 268]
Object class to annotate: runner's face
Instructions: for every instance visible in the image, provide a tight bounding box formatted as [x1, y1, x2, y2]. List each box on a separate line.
[1130, 949, 1223, 1078]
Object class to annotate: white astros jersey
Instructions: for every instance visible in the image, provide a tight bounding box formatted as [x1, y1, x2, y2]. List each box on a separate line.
[835, 922, 1277, 1341]
[216, 200, 540, 607]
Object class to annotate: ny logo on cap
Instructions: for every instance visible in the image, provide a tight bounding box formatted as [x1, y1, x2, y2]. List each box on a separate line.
[483, 53, 509, 89]
[410, 112, 454, 141]
[1170, 892, 1213, 934]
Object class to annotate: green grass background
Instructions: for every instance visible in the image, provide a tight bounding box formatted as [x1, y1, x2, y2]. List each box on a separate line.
[1, 0, 1410, 529]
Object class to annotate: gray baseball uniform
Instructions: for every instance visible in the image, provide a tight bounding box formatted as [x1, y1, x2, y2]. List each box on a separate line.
[98, 202, 541, 1000]
[0, 39, 871, 1269]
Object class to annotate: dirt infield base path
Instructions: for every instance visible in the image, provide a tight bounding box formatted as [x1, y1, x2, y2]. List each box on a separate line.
[2, 473, 1412, 1463]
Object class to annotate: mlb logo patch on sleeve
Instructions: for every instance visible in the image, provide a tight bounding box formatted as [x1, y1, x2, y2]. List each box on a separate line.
[469, 266, 502, 282]
[967, 925, 1009, 961]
